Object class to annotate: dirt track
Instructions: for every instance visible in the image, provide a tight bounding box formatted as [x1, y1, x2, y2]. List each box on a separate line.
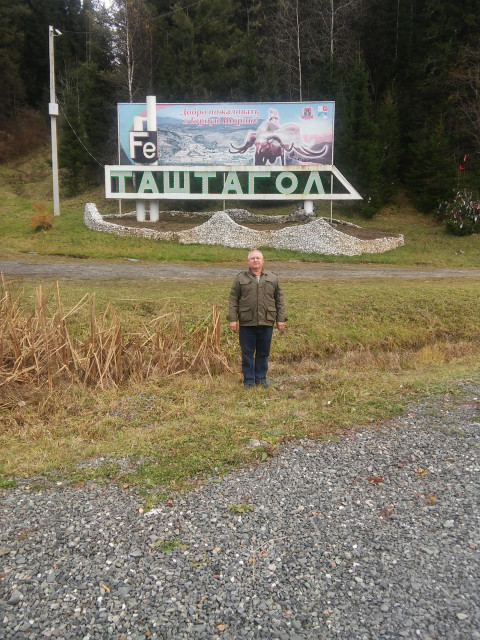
[2, 257, 480, 281]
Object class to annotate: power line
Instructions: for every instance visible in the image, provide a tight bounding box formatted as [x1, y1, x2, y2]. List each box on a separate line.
[59, 0, 208, 31]
[59, 103, 104, 167]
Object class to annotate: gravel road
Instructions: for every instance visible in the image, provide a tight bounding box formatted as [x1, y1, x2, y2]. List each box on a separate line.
[1, 384, 479, 639]
[2, 258, 480, 281]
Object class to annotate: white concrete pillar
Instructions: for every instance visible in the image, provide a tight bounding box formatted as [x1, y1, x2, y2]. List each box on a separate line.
[304, 200, 314, 214]
[146, 96, 157, 131]
[135, 97, 157, 222]
[133, 115, 145, 221]
[136, 200, 146, 222]
[150, 201, 159, 222]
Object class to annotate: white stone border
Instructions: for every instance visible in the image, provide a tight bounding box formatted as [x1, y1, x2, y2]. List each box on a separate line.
[84, 203, 404, 256]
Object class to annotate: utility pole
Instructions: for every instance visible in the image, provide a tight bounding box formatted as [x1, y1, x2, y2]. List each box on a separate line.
[49, 25, 61, 216]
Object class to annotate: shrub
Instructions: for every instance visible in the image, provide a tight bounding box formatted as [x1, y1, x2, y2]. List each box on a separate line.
[439, 190, 480, 236]
[29, 202, 54, 231]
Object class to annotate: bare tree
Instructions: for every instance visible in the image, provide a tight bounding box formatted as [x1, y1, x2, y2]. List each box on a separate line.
[269, 0, 370, 99]
[311, 0, 369, 67]
[272, 0, 306, 100]
[111, 0, 154, 102]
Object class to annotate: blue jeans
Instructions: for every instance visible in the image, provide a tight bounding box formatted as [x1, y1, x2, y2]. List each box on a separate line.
[239, 325, 273, 384]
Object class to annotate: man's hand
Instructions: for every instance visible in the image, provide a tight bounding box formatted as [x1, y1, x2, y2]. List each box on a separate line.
[276, 322, 285, 330]
[229, 321, 238, 332]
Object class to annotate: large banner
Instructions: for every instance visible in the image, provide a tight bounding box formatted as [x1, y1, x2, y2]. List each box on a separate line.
[118, 101, 334, 167]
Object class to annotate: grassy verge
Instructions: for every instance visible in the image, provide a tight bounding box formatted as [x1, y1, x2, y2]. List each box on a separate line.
[2, 148, 480, 267]
[2, 277, 480, 502]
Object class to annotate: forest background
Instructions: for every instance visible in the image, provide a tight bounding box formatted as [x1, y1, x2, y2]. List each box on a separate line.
[1, 0, 479, 219]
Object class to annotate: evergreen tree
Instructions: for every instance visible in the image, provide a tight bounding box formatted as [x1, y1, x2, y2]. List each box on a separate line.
[377, 90, 401, 201]
[191, 0, 245, 100]
[155, 2, 199, 101]
[335, 58, 383, 216]
[0, 0, 28, 121]
[59, 59, 116, 194]
[408, 118, 457, 213]
[58, 4, 117, 193]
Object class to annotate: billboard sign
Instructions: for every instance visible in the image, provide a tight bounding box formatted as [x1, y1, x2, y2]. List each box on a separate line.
[118, 101, 334, 167]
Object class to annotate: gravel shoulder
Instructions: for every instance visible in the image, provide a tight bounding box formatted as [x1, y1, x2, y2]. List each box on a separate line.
[1, 384, 479, 639]
[2, 257, 480, 281]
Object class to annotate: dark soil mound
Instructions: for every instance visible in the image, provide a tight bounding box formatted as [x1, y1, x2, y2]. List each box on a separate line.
[328, 220, 397, 240]
[104, 214, 397, 239]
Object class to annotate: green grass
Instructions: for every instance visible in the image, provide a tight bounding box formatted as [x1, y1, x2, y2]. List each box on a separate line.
[153, 538, 190, 553]
[1, 147, 480, 267]
[2, 277, 480, 502]
[227, 504, 253, 514]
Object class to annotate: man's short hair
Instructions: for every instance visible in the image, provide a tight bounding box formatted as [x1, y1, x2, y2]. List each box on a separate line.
[248, 249, 263, 259]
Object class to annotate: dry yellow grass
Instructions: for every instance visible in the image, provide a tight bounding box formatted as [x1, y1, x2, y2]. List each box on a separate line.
[0, 278, 230, 395]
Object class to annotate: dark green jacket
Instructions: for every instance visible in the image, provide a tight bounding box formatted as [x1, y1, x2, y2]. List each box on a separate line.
[227, 270, 286, 326]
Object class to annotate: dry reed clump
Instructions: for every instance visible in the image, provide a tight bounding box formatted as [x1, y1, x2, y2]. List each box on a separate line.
[29, 202, 54, 231]
[0, 276, 231, 395]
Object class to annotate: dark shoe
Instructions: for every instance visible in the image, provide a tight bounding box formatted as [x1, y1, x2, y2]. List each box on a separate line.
[244, 382, 255, 388]
[256, 379, 269, 388]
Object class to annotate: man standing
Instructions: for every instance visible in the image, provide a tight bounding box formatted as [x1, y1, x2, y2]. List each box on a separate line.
[228, 250, 286, 388]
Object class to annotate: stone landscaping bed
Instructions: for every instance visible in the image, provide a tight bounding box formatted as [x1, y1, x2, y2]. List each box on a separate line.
[103, 214, 396, 240]
[85, 204, 404, 256]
